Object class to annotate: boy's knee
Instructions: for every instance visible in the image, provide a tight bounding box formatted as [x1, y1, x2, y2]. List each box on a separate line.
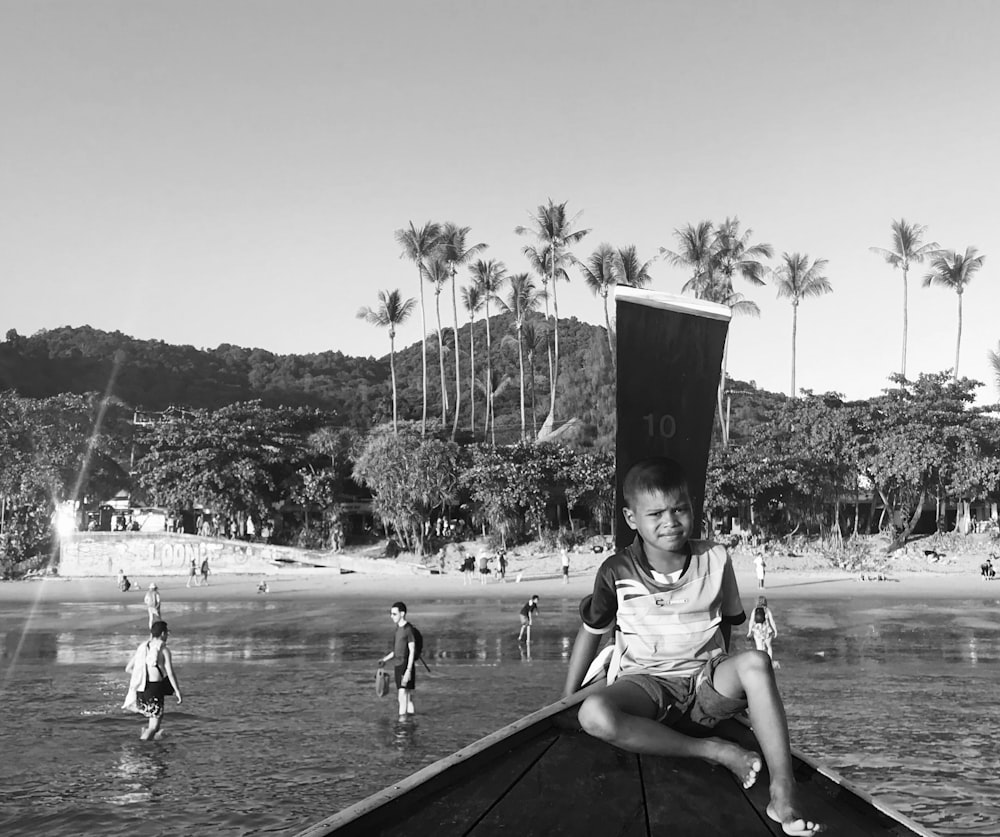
[578, 695, 618, 741]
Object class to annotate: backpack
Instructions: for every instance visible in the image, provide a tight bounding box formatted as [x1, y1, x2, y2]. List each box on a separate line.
[753, 606, 766, 624]
[409, 624, 430, 672]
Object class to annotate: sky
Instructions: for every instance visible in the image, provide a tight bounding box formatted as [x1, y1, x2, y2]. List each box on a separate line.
[2, 0, 999, 405]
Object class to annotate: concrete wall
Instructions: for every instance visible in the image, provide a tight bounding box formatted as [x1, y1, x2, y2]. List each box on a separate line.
[57, 532, 335, 578]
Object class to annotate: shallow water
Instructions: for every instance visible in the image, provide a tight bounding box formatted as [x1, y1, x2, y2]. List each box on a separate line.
[1, 591, 997, 836]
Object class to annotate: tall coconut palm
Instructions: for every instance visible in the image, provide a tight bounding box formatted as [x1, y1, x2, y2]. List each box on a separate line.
[469, 258, 507, 443]
[869, 219, 939, 378]
[460, 283, 484, 437]
[395, 221, 443, 436]
[521, 320, 545, 439]
[988, 343, 1000, 399]
[922, 247, 986, 379]
[521, 242, 566, 414]
[356, 289, 416, 434]
[661, 220, 715, 296]
[773, 252, 832, 397]
[579, 243, 618, 362]
[711, 217, 773, 295]
[499, 273, 543, 440]
[614, 245, 656, 291]
[515, 199, 590, 427]
[438, 223, 487, 439]
[423, 258, 451, 424]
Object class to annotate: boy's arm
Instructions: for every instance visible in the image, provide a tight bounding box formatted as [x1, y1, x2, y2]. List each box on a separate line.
[562, 625, 602, 698]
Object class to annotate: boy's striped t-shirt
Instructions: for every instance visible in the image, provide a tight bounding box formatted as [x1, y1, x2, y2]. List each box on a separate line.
[580, 538, 745, 679]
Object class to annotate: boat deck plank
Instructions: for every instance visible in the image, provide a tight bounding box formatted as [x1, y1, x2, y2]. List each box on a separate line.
[469, 729, 648, 835]
[640, 752, 775, 835]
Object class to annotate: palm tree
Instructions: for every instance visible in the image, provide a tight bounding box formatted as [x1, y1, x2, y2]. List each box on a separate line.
[521, 320, 545, 439]
[469, 259, 507, 443]
[664, 218, 770, 444]
[515, 199, 590, 427]
[988, 343, 1000, 399]
[394, 221, 442, 435]
[423, 258, 451, 424]
[661, 220, 715, 296]
[500, 273, 543, 440]
[869, 219, 939, 378]
[579, 244, 618, 362]
[773, 252, 832, 397]
[356, 289, 416, 433]
[922, 247, 986, 378]
[460, 283, 484, 437]
[438, 223, 487, 439]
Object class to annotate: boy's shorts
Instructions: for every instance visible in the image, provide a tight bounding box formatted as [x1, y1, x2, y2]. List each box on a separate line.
[617, 654, 747, 730]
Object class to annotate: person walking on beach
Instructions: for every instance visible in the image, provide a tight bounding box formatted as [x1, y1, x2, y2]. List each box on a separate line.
[200, 557, 210, 586]
[187, 558, 198, 587]
[380, 601, 417, 719]
[564, 457, 819, 837]
[747, 596, 777, 661]
[561, 546, 570, 584]
[143, 583, 161, 628]
[497, 549, 508, 581]
[753, 549, 766, 589]
[123, 620, 182, 740]
[478, 553, 490, 585]
[518, 595, 540, 642]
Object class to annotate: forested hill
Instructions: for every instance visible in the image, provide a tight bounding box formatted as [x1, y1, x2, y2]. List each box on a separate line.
[0, 315, 624, 442]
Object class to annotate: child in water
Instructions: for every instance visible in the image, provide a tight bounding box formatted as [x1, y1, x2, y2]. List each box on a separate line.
[747, 596, 777, 660]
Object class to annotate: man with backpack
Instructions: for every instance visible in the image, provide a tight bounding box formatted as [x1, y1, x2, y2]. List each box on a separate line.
[380, 601, 422, 719]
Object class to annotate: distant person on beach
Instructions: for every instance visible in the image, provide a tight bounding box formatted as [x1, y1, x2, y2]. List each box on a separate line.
[518, 595, 539, 641]
[478, 553, 490, 585]
[563, 457, 819, 837]
[753, 550, 766, 589]
[144, 583, 161, 628]
[123, 620, 182, 741]
[257, 578, 269, 594]
[747, 596, 777, 660]
[380, 601, 417, 719]
[461, 554, 475, 585]
[981, 558, 995, 580]
[497, 549, 507, 581]
[118, 571, 131, 593]
[200, 557, 210, 586]
[561, 546, 570, 584]
[187, 558, 198, 588]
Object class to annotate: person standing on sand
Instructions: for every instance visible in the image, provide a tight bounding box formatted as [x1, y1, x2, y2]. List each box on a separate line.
[753, 549, 766, 589]
[200, 557, 210, 586]
[187, 558, 198, 588]
[143, 583, 161, 628]
[478, 553, 490, 585]
[380, 601, 417, 719]
[561, 546, 570, 584]
[123, 620, 182, 740]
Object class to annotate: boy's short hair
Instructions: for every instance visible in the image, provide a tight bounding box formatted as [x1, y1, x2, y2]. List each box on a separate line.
[391, 601, 407, 615]
[622, 457, 690, 508]
[150, 621, 168, 638]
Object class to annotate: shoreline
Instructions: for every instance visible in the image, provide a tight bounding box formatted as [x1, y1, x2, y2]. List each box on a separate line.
[2, 564, 997, 607]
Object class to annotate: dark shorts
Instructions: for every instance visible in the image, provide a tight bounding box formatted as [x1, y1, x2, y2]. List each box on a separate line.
[618, 655, 747, 730]
[519, 614, 531, 626]
[135, 691, 165, 719]
[394, 663, 416, 691]
[562, 566, 569, 576]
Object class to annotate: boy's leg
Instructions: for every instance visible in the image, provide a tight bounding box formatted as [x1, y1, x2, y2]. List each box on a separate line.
[397, 688, 408, 718]
[712, 651, 819, 835]
[577, 679, 762, 789]
[405, 688, 415, 715]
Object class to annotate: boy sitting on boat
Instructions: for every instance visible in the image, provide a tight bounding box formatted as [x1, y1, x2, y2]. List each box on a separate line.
[563, 457, 819, 837]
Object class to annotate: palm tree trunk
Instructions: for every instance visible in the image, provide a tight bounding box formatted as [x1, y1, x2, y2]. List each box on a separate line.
[418, 267, 428, 435]
[517, 323, 526, 440]
[955, 292, 963, 379]
[468, 311, 476, 435]
[484, 303, 494, 443]
[901, 267, 908, 378]
[435, 293, 448, 423]
[603, 293, 615, 370]
[389, 333, 398, 434]
[791, 303, 798, 398]
[529, 349, 538, 438]
[451, 270, 461, 439]
[550, 265, 560, 423]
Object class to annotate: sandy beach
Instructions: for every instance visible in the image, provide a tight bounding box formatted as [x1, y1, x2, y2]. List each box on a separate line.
[3, 539, 996, 607]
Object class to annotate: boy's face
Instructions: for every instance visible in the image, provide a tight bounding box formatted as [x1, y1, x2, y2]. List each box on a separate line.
[622, 487, 694, 554]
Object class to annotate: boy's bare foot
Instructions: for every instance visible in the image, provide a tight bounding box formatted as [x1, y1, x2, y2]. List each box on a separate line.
[766, 790, 821, 836]
[706, 738, 761, 788]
